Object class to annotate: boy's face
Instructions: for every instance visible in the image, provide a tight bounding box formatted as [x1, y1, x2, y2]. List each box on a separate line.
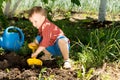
[29, 13, 44, 29]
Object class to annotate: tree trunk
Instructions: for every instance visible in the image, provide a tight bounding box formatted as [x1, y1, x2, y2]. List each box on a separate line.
[3, 0, 22, 18]
[3, 0, 11, 16]
[10, 0, 22, 17]
[98, 0, 107, 22]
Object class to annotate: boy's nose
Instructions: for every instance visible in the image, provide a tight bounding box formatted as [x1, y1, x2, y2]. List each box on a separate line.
[33, 23, 36, 27]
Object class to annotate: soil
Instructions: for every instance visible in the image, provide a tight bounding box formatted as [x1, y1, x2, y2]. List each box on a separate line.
[1, 52, 120, 80]
[0, 52, 78, 80]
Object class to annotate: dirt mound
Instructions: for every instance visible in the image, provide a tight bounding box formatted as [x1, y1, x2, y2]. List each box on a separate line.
[0, 52, 78, 80]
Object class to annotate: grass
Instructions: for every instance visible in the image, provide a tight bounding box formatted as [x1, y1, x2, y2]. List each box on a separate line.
[52, 18, 120, 69]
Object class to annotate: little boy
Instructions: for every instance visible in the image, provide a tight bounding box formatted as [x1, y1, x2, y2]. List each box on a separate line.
[28, 6, 71, 69]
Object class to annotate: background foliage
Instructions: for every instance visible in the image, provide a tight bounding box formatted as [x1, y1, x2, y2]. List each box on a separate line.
[1, 0, 120, 17]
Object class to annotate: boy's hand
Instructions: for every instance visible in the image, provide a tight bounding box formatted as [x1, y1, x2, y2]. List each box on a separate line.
[28, 42, 39, 52]
[31, 52, 39, 58]
[31, 46, 45, 58]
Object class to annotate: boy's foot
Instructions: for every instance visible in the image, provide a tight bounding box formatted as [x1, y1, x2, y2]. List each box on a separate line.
[63, 59, 72, 69]
[40, 54, 54, 60]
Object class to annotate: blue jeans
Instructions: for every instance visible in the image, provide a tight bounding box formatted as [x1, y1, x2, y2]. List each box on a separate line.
[35, 35, 70, 56]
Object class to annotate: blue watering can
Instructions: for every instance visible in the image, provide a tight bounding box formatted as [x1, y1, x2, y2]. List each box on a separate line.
[0, 26, 24, 51]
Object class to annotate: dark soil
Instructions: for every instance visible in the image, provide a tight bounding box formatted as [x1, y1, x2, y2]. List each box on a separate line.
[0, 52, 78, 80]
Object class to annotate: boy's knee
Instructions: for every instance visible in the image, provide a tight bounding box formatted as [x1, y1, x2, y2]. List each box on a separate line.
[58, 39, 67, 45]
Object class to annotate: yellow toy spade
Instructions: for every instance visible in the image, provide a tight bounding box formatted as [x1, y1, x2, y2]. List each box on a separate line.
[27, 43, 43, 66]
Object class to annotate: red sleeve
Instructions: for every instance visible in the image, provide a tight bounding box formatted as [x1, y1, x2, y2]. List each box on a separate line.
[39, 25, 51, 47]
[39, 19, 64, 48]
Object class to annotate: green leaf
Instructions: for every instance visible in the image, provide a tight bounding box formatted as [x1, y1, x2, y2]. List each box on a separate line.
[0, 0, 5, 6]
[42, 0, 55, 4]
[41, 0, 48, 4]
[0, 0, 5, 13]
[71, 0, 81, 6]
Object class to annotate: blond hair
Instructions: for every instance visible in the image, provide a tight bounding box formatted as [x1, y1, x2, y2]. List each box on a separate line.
[28, 6, 47, 18]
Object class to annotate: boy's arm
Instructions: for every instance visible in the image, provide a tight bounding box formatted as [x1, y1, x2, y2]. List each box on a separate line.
[31, 46, 45, 58]
[34, 38, 39, 44]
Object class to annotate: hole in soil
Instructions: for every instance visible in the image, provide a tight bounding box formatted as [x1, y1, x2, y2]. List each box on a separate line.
[0, 52, 68, 80]
[0, 52, 29, 70]
[0, 52, 60, 70]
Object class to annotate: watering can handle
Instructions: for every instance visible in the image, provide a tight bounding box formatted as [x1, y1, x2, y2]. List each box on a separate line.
[5, 26, 24, 45]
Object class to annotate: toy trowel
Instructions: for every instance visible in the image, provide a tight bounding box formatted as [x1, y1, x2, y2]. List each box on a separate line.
[27, 43, 43, 66]
[27, 57, 42, 66]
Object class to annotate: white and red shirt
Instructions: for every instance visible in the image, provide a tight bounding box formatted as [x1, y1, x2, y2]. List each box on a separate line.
[38, 18, 64, 47]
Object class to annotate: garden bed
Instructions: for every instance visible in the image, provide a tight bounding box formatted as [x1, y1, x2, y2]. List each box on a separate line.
[0, 52, 78, 80]
[0, 52, 120, 80]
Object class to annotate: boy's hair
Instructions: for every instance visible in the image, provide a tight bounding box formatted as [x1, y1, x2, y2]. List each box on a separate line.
[28, 6, 47, 18]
